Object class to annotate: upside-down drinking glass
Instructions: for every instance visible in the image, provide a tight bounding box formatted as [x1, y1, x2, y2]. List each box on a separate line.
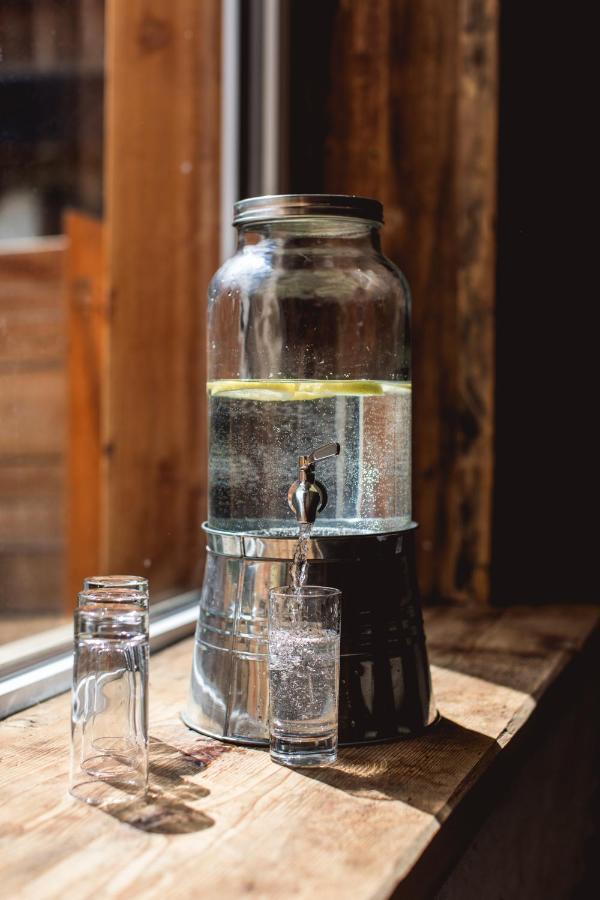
[69, 603, 148, 805]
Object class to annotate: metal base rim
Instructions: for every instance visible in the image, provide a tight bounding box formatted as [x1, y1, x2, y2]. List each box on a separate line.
[201, 521, 419, 562]
[203, 521, 419, 537]
[180, 710, 441, 748]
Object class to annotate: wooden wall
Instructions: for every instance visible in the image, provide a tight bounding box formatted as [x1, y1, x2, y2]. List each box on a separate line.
[103, 0, 221, 596]
[0, 240, 67, 614]
[288, 0, 498, 604]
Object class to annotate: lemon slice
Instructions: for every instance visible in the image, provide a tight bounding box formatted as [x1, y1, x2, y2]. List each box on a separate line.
[208, 380, 297, 401]
[207, 379, 389, 401]
[295, 380, 384, 397]
[381, 381, 411, 393]
[208, 380, 297, 396]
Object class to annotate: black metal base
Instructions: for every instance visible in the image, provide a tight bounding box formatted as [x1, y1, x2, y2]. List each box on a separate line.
[307, 528, 435, 742]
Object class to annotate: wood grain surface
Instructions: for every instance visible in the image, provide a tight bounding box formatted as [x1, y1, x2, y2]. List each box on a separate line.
[0, 604, 596, 900]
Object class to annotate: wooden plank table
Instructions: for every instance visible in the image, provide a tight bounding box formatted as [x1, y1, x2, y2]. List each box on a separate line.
[0, 605, 597, 899]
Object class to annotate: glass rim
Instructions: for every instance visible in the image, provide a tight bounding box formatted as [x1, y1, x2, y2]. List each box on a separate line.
[269, 585, 341, 600]
[83, 575, 149, 588]
[78, 588, 148, 604]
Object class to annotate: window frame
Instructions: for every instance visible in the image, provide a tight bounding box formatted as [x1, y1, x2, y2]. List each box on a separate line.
[0, 590, 199, 719]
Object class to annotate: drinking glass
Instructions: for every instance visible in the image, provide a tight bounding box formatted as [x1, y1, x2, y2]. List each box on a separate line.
[69, 603, 148, 805]
[268, 585, 341, 767]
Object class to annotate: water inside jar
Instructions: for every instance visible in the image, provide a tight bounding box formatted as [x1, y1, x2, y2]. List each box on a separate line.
[207, 379, 411, 535]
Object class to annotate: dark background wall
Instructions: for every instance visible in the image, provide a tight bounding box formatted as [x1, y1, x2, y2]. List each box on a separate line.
[492, 0, 595, 603]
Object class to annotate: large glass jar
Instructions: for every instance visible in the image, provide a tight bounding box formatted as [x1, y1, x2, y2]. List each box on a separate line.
[207, 195, 412, 536]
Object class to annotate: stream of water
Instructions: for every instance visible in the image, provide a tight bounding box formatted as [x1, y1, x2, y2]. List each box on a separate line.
[289, 522, 313, 591]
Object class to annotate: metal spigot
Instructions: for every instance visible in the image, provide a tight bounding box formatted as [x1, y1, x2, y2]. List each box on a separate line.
[287, 442, 341, 524]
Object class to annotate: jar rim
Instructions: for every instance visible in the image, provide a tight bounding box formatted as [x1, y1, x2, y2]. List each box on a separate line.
[233, 194, 383, 226]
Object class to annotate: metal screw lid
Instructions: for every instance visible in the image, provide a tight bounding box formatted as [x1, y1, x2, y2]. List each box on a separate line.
[233, 194, 384, 226]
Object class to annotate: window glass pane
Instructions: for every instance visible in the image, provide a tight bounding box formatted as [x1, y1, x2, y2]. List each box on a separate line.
[0, 0, 105, 644]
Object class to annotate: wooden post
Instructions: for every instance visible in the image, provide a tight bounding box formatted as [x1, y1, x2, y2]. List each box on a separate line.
[65, 212, 106, 607]
[104, 0, 220, 594]
[323, 0, 498, 604]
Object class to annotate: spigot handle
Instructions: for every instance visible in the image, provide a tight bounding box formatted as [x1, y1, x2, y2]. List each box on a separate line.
[307, 442, 341, 465]
[288, 441, 341, 524]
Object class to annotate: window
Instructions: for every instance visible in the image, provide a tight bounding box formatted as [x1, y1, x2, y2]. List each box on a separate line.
[1, 1, 221, 709]
[1, 0, 105, 640]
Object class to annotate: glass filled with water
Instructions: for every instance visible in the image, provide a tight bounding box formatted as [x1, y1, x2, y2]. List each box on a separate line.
[69, 603, 148, 805]
[268, 585, 341, 767]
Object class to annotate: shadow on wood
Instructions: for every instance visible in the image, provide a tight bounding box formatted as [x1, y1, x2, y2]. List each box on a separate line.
[298, 718, 497, 816]
[103, 793, 214, 834]
[98, 737, 215, 834]
[147, 736, 220, 801]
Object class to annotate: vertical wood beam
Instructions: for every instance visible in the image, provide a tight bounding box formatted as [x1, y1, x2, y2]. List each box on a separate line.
[65, 212, 106, 607]
[105, 0, 220, 593]
[323, 0, 498, 603]
[452, 0, 497, 603]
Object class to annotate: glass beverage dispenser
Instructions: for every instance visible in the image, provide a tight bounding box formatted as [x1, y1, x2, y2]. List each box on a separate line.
[185, 195, 436, 743]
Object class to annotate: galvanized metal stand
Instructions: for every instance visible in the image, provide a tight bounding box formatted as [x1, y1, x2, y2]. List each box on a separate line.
[184, 523, 437, 745]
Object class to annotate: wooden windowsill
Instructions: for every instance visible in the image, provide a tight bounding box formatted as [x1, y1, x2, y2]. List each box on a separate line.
[0, 604, 597, 899]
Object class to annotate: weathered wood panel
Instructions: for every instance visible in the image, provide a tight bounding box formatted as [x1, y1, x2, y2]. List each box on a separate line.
[321, 0, 498, 604]
[104, 0, 220, 594]
[0, 553, 64, 617]
[0, 370, 65, 457]
[0, 240, 66, 359]
[0, 464, 63, 547]
[0, 240, 67, 615]
[0, 605, 596, 898]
